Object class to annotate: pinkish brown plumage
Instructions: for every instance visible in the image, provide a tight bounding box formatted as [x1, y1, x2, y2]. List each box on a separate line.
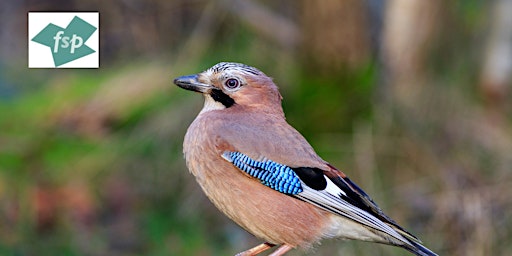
[174, 62, 437, 256]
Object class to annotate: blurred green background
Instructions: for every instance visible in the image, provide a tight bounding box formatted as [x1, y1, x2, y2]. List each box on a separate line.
[1, 0, 511, 255]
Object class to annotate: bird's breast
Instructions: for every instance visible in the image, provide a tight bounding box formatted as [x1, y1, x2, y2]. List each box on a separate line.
[182, 114, 332, 247]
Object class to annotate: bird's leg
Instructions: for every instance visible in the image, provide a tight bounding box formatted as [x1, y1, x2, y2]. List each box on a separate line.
[268, 244, 293, 256]
[235, 242, 275, 256]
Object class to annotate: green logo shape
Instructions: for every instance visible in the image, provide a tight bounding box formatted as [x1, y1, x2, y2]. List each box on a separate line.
[31, 16, 97, 67]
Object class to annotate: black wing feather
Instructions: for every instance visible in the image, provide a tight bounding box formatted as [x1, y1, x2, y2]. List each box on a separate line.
[292, 167, 327, 190]
[293, 166, 419, 241]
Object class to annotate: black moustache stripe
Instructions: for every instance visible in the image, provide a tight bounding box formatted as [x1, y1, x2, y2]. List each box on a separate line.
[210, 89, 235, 108]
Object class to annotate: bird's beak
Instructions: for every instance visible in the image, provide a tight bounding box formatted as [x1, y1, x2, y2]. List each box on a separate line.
[173, 74, 214, 93]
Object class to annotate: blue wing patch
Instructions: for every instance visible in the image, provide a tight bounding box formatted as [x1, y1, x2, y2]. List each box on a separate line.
[222, 152, 303, 195]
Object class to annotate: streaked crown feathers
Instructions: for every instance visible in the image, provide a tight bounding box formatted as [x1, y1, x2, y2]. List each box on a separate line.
[205, 62, 264, 76]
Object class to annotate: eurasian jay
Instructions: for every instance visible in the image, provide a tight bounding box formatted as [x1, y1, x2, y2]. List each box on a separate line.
[173, 62, 437, 256]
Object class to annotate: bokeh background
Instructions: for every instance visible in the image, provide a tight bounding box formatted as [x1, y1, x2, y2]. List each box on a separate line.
[1, 0, 511, 255]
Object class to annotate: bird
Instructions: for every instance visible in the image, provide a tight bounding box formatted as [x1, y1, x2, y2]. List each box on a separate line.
[173, 62, 437, 256]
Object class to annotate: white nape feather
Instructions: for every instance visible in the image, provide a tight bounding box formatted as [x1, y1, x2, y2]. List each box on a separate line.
[324, 175, 347, 197]
[199, 94, 226, 114]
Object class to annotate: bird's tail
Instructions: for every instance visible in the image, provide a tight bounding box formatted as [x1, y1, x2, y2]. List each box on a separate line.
[402, 238, 438, 256]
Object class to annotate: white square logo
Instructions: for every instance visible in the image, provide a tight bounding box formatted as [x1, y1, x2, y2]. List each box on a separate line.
[28, 12, 99, 68]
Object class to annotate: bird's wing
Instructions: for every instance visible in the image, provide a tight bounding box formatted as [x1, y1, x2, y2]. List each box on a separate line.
[221, 151, 434, 254]
[214, 117, 436, 255]
[321, 163, 420, 241]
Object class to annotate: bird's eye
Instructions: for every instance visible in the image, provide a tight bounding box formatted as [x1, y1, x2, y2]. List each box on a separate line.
[224, 78, 240, 90]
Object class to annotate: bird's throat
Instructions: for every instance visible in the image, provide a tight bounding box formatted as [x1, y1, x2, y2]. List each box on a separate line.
[200, 94, 227, 114]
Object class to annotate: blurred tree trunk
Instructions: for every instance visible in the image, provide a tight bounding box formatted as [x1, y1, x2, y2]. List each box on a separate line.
[381, 0, 441, 106]
[221, 0, 299, 49]
[300, 0, 371, 73]
[479, 0, 512, 121]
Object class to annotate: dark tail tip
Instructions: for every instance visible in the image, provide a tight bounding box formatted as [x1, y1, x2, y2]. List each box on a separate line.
[403, 239, 438, 256]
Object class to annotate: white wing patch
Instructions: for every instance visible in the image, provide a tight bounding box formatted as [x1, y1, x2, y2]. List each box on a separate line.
[323, 175, 347, 197]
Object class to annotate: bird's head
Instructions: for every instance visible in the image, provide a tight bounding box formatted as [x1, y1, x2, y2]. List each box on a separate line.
[173, 62, 283, 114]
